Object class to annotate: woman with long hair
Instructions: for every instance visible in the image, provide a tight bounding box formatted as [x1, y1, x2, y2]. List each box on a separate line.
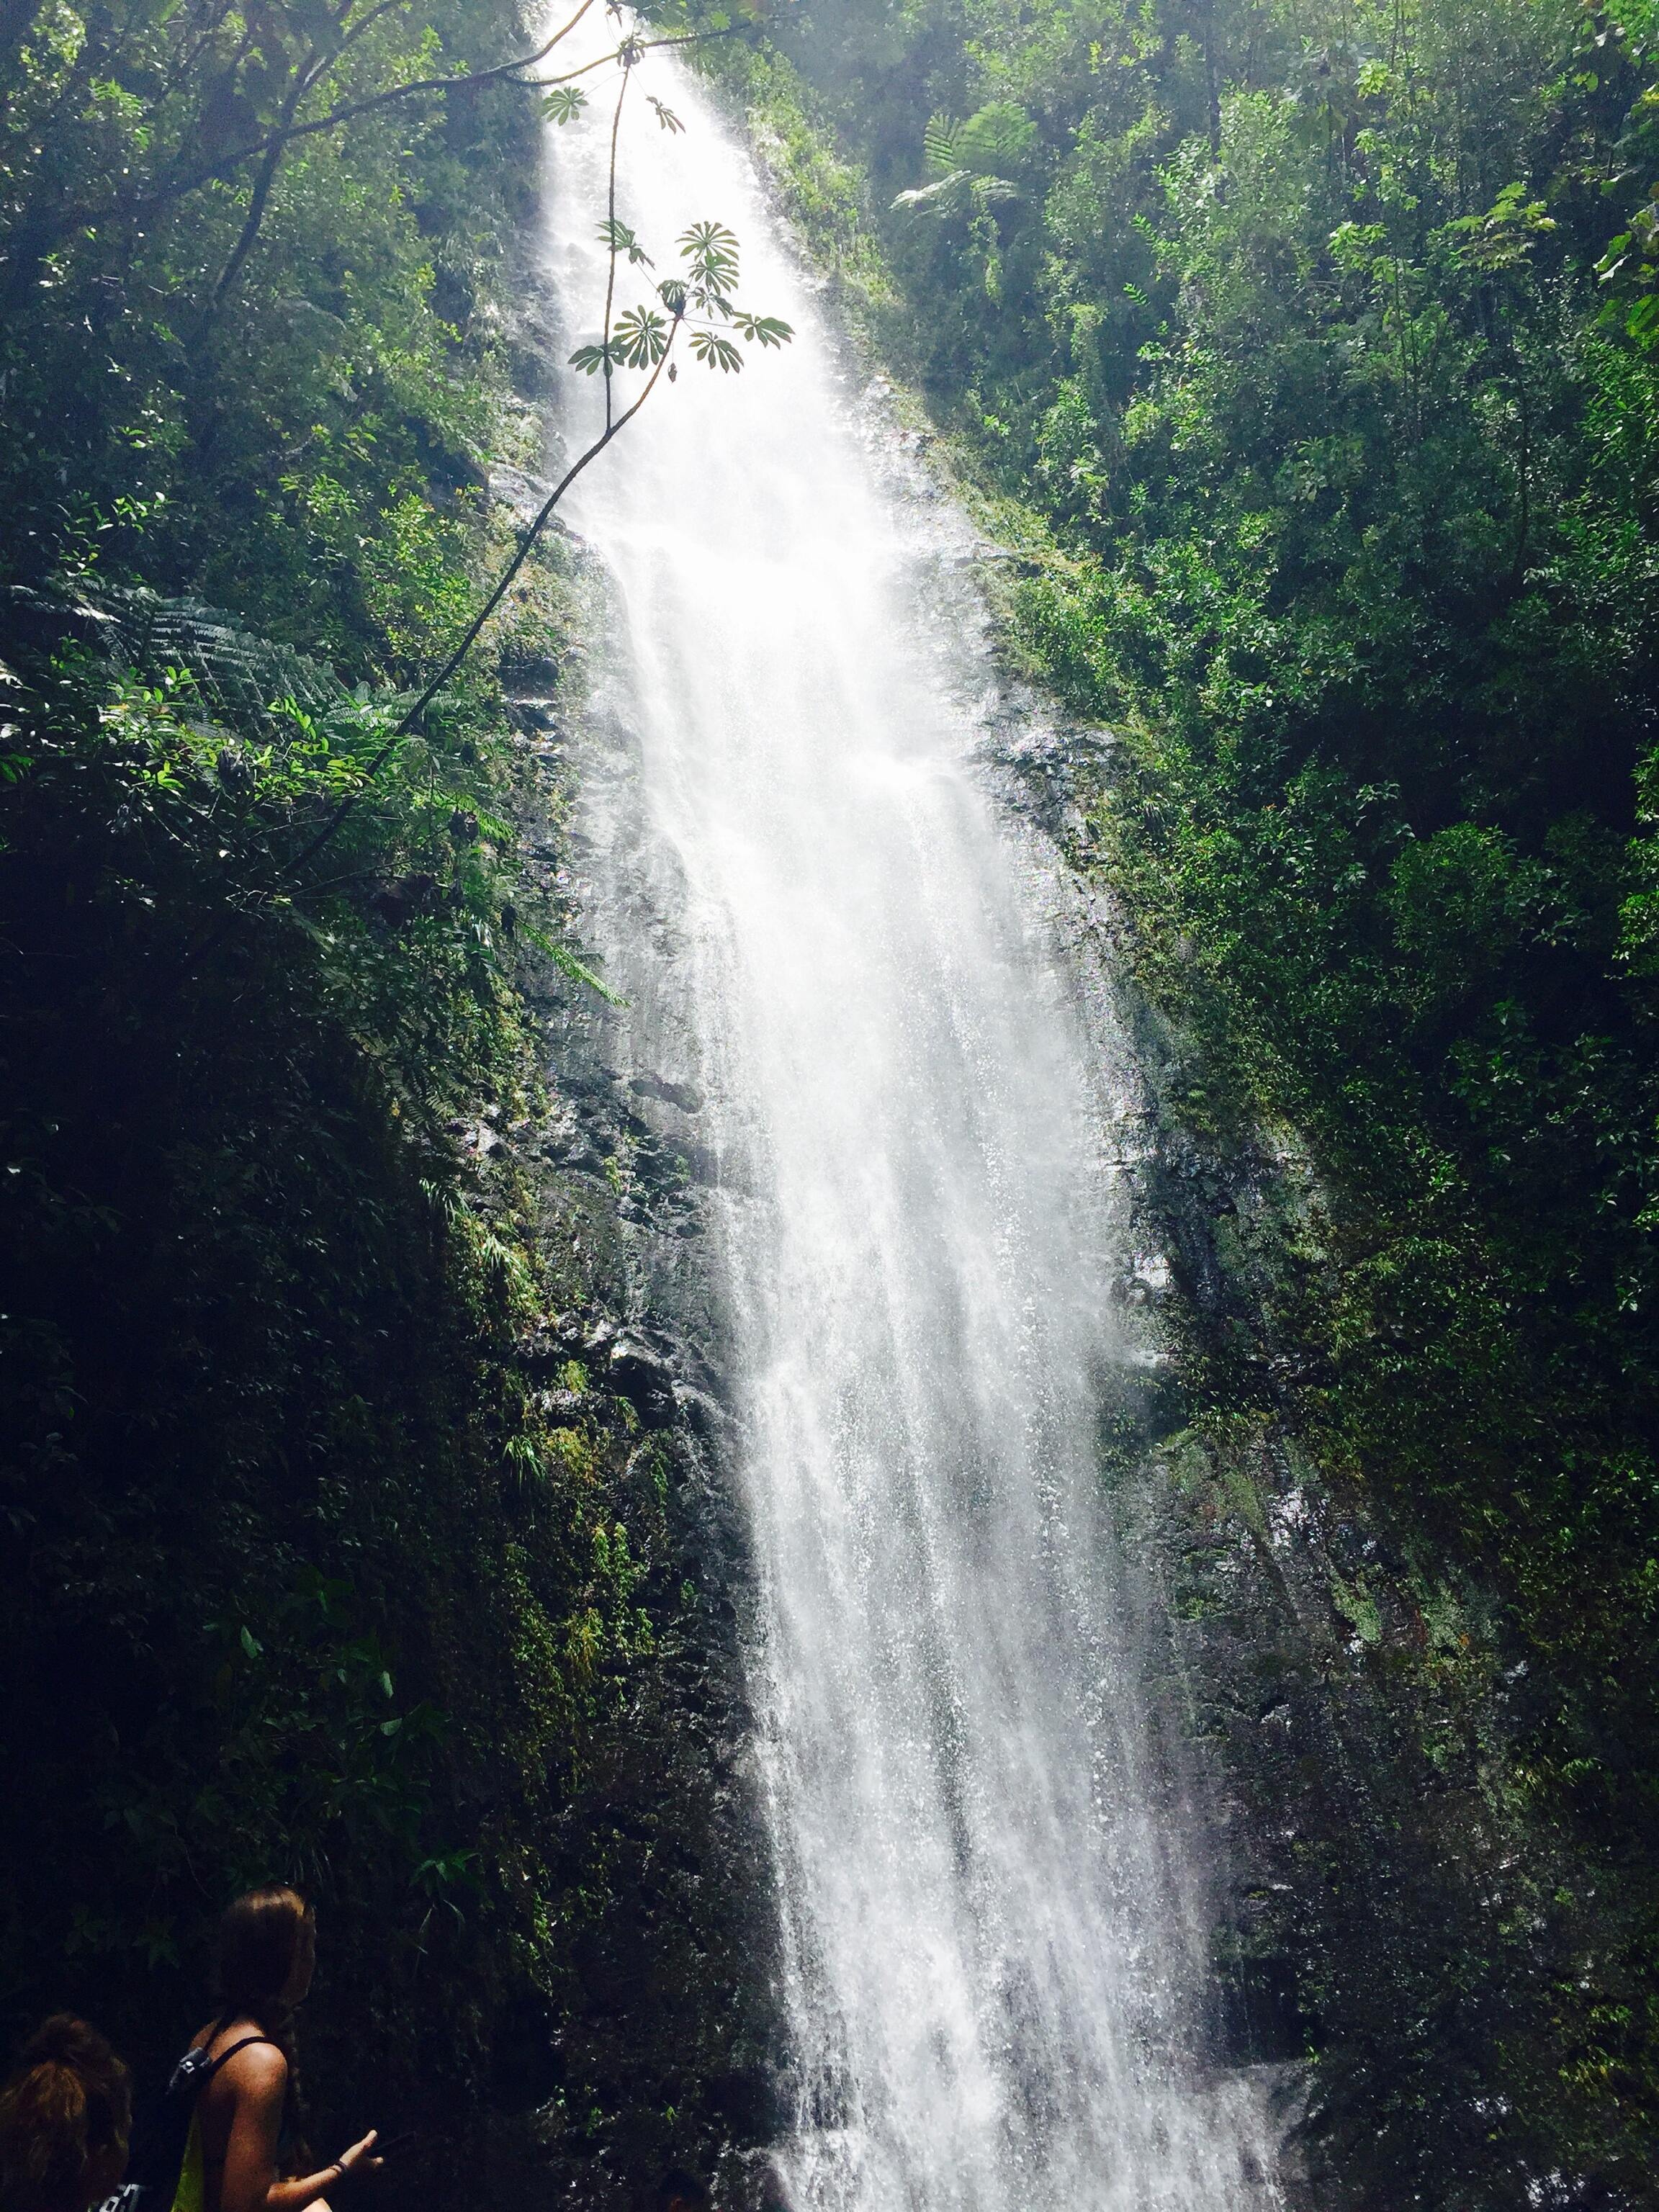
[179, 1886, 379, 2212]
[0, 2014, 131, 2212]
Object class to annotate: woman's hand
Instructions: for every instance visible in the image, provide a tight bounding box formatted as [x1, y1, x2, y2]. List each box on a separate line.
[268, 2132, 382, 2212]
[333, 2131, 383, 2182]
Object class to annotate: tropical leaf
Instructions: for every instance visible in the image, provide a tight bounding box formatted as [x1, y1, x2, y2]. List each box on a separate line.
[899, 101, 1035, 213]
[956, 99, 1038, 171]
[689, 330, 744, 373]
[894, 171, 971, 212]
[567, 341, 613, 374]
[523, 925, 626, 1003]
[647, 94, 685, 133]
[597, 217, 653, 266]
[678, 220, 740, 302]
[734, 310, 794, 348]
[541, 84, 588, 123]
[612, 306, 670, 367]
[923, 112, 961, 174]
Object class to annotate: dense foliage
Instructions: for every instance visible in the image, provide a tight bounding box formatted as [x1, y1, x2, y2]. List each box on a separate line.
[0, 0, 689, 2167]
[708, 0, 1659, 2196]
[6, 0, 1659, 2181]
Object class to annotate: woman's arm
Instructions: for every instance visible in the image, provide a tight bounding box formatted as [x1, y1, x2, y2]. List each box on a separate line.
[217, 2049, 379, 2212]
[266, 2134, 380, 2212]
[216, 2047, 287, 2212]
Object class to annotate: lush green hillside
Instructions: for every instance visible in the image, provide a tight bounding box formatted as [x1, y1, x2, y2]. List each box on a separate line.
[706, 0, 1659, 2195]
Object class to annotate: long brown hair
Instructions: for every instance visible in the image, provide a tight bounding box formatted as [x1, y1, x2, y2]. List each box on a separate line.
[217, 1886, 313, 2020]
[0, 2015, 131, 2212]
[216, 1887, 313, 2170]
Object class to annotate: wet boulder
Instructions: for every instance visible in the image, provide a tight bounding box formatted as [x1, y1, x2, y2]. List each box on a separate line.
[607, 1331, 677, 1427]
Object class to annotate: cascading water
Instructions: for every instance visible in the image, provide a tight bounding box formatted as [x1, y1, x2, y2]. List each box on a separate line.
[541, 40, 1285, 2211]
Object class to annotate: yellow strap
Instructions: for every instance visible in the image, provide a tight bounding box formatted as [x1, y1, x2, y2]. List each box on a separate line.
[169, 2111, 206, 2212]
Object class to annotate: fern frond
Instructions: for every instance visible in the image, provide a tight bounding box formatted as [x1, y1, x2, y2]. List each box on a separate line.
[923, 112, 960, 173]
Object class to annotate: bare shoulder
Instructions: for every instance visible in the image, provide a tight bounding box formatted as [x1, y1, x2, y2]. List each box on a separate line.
[211, 2034, 289, 2098]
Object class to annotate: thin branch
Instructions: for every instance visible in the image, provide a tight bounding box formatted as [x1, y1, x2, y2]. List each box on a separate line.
[602, 62, 633, 431]
[515, 45, 632, 90]
[1, 0, 599, 253]
[328, 0, 416, 58]
[518, 24, 744, 84]
[209, 53, 325, 307]
[276, 325, 682, 886]
[205, 0, 409, 308]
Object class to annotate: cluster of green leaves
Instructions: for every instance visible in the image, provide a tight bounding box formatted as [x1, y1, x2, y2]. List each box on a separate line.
[714, 0, 1659, 2195]
[567, 218, 792, 379]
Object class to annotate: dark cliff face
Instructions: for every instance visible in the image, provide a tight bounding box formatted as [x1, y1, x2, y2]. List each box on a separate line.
[1125, 1056, 1655, 2204]
[1120, 1072, 1656, 2208]
[0, 577, 787, 2212]
[469, 623, 792, 2212]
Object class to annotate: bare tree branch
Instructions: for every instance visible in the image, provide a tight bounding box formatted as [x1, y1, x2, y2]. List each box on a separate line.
[1, 0, 601, 258]
[204, 0, 411, 307]
[516, 24, 742, 85]
[602, 62, 634, 431]
[210, 53, 327, 306]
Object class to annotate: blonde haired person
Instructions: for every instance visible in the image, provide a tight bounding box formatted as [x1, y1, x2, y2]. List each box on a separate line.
[174, 1887, 379, 2212]
[0, 2014, 132, 2212]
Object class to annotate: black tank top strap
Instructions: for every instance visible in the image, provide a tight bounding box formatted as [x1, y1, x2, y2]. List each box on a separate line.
[204, 2033, 281, 2081]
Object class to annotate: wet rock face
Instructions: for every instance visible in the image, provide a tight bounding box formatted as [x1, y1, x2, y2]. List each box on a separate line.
[468, 613, 790, 2212]
[987, 722, 1635, 2208]
[1110, 1015, 1634, 2211]
[605, 1329, 680, 1429]
[477, 1209, 786, 2208]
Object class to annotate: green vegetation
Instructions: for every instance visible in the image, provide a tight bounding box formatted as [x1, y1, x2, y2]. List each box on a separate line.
[0, 0, 742, 2160]
[0, 0, 793, 2162]
[6, 0, 1658, 2179]
[706, 0, 1659, 2195]
[0, 583, 661, 2118]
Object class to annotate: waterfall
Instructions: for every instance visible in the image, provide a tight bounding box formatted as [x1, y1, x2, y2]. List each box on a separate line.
[541, 42, 1284, 2212]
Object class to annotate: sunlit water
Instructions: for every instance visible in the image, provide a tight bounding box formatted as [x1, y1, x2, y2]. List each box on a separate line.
[540, 35, 1283, 2210]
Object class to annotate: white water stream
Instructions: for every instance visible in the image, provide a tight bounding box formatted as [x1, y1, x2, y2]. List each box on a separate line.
[541, 43, 1282, 2211]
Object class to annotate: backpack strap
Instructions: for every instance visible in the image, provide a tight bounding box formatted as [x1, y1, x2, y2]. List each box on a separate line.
[167, 2033, 282, 2105]
[202, 2036, 281, 2083]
